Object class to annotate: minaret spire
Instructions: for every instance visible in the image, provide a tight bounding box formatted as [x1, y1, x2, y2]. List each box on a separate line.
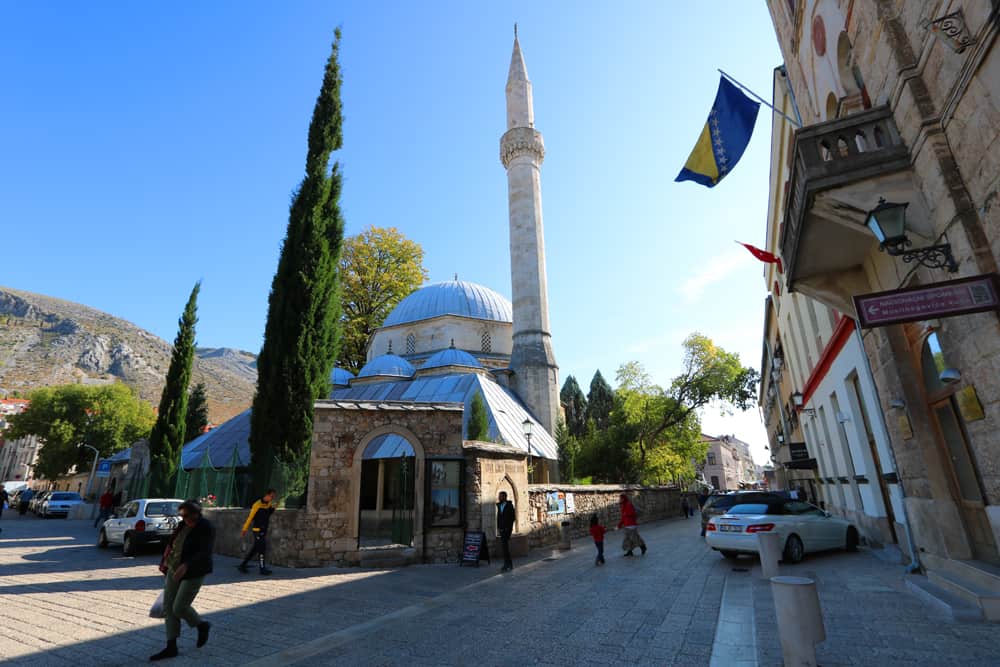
[500, 33, 560, 445]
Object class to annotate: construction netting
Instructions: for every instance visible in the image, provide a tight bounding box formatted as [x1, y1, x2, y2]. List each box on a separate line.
[174, 449, 243, 508]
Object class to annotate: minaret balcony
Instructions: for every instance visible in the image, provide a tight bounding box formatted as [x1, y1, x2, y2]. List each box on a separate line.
[779, 106, 927, 313]
[500, 126, 545, 168]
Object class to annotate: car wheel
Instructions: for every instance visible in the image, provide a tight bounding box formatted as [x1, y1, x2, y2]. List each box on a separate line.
[720, 550, 740, 560]
[123, 533, 136, 557]
[782, 534, 804, 564]
[845, 527, 859, 552]
[98, 529, 109, 549]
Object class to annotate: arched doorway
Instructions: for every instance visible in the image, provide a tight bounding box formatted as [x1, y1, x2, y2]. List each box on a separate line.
[359, 434, 416, 547]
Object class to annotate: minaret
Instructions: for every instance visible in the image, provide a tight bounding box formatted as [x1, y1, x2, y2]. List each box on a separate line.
[501, 30, 560, 437]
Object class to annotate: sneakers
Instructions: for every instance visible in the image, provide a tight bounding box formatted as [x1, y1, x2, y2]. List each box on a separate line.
[640, 545, 647, 555]
[624, 550, 634, 557]
[149, 640, 178, 661]
[196, 622, 211, 648]
[260, 567, 273, 575]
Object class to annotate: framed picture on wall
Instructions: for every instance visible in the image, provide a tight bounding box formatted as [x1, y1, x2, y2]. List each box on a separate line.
[427, 459, 463, 527]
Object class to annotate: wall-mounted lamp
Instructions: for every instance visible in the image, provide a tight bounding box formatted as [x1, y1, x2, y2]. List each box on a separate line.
[865, 198, 958, 272]
[889, 398, 907, 410]
[776, 433, 785, 444]
[939, 368, 962, 385]
[791, 391, 816, 416]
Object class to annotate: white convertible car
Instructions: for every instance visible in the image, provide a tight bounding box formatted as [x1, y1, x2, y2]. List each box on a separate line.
[705, 500, 860, 563]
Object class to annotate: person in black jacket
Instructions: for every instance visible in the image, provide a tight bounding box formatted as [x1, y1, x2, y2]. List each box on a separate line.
[496, 491, 516, 572]
[150, 500, 214, 661]
[238, 489, 276, 575]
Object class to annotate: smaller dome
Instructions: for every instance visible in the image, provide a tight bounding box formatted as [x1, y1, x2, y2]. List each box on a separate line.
[358, 354, 416, 379]
[423, 347, 482, 370]
[330, 367, 355, 387]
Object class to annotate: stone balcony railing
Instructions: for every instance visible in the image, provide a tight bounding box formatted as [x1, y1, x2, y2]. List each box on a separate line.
[780, 105, 912, 285]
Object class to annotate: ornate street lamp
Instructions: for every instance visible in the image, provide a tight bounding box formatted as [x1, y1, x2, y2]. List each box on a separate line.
[865, 198, 958, 272]
[521, 418, 534, 482]
[791, 391, 816, 417]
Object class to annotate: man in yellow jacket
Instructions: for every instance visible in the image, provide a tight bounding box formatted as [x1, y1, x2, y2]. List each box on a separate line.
[238, 489, 276, 575]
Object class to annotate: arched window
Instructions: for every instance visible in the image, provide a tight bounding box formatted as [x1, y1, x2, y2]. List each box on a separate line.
[481, 330, 492, 353]
[825, 92, 838, 121]
[405, 333, 416, 355]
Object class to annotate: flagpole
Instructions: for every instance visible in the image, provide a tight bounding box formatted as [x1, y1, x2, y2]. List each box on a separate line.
[718, 69, 801, 128]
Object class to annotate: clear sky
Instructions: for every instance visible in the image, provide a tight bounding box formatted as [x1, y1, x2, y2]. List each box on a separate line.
[1, 2, 783, 465]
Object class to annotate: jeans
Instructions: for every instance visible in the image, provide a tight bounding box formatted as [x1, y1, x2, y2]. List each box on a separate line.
[499, 530, 512, 568]
[594, 541, 605, 564]
[163, 570, 204, 640]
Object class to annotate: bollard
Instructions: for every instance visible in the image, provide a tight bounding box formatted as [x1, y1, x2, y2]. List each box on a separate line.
[559, 520, 572, 550]
[757, 532, 782, 579]
[770, 576, 825, 667]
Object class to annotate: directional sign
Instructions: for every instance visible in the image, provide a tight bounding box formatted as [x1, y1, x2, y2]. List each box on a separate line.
[95, 460, 112, 478]
[854, 273, 1000, 328]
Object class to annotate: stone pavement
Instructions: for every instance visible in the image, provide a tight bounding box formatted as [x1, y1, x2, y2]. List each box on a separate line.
[1, 513, 998, 666]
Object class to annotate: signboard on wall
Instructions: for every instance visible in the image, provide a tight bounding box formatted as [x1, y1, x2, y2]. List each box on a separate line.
[427, 459, 462, 527]
[95, 460, 112, 478]
[460, 531, 490, 566]
[565, 493, 575, 514]
[854, 273, 1000, 328]
[545, 491, 565, 515]
[788, 442, 810, 461]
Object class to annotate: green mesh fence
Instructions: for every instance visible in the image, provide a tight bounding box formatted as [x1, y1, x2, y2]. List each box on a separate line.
[174, 449, 240, 508]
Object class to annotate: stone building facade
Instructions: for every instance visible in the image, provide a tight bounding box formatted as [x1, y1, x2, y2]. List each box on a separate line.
[762, 0, 1000, 589]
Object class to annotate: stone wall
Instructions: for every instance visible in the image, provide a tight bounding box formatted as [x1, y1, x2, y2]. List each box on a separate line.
[204, 508, 357, 568]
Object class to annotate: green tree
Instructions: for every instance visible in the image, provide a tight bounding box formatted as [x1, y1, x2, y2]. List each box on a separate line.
[148, 282, 200, 494]
[184, 382, 209, 444]
[338, 226, 428, 373]
[250, 29, 347, 500]
[8, 383, 155, 480]
[586, 370, 614, 430]
[466, 392, 489, 441]
[559, 375, 588, 438]
[555, 420, 579, 483]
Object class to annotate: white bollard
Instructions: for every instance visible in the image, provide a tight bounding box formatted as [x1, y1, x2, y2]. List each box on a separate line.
[770, 576, 825, 667]
[757, 532, 782, 579]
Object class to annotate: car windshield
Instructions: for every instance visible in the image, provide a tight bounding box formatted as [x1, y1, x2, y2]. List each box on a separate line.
[726, 503, 772, 515]
[50, 493, 81, 501]
[145, 502, 182, 517]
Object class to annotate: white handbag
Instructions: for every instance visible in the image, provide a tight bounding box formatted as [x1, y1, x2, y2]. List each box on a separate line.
[149, 589, 166, 619]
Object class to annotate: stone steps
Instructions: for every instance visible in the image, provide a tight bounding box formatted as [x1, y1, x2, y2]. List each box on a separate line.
[359, 546, 416, 569]
[905, 575, 984, 623]
[927, 570, 1000, 621]
[935, 559, 1000, 594]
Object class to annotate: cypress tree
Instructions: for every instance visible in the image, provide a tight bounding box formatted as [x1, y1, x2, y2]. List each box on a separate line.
[149, 282, 200, 494]
[184, 382, 209, 444]
[559, 375, 588, 438]
[250, 29, 346, 499]
[466, 392, 489, 441]
[586, 370, 614, 430]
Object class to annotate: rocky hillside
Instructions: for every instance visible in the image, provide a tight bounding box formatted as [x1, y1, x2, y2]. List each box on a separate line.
[0, 287, 256, 424]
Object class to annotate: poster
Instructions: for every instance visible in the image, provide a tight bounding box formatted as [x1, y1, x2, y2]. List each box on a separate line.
[428, 460, 462, 527]
[546, 490, 565, 515]
[565, 492, 575, 514]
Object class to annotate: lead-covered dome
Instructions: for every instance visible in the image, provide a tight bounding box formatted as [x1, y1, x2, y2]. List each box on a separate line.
[383, 280, 512, 327]
[357, 354, 416, 379]
[330, 367, 355, 387]
[422, 347, 483, 370]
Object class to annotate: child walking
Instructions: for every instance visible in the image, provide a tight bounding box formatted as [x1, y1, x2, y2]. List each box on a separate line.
[589, 514, 606, 566]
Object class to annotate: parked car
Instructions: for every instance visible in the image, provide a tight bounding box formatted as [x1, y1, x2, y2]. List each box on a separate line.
[39, 491, 84, 518]
[700, 491, 789, 535]
[98, 498, 184, 556]
[29, 490, 52, 514]
[705, 500, 859, 563]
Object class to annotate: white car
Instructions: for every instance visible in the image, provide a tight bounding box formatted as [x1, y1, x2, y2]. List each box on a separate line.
[705, 500, 859, 563]
[39, 491, 83, 518]
[98, 498, 184, 556]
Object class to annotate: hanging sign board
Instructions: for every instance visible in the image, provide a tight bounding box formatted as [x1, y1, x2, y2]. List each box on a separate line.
[460, 531, 490, 567]
[854, 273, 1000, 328]
[95, 460, 112, 478]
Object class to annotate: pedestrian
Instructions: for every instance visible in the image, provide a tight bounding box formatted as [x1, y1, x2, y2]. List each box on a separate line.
[150, 500, 214, 661]
[681, 497, 690, 519]
[19, 487, 33, 515]
[617, 493, 647, 557]
[112, 489, 123, 508]
[496, 491, 515, 572]
[94, 488, 114, 527]
[0, 484, 7, 520]
[589, 514, 606, 566]
[238, 488, 276, 575]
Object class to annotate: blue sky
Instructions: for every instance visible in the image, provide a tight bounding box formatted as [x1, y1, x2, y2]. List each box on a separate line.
[1, 2, 782, 464]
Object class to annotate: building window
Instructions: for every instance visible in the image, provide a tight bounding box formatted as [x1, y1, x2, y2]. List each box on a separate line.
[707, 453, 716, 465]
[481, 330, 492, 353]
[405, 333, 415, 355]
[711, 475, 720, 490]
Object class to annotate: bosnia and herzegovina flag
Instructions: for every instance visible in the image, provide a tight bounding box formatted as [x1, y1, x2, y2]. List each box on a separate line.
[675, 76, 760, 188]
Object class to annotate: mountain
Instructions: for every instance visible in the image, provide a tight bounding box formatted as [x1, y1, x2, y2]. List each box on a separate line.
[0, 286, 256, 424]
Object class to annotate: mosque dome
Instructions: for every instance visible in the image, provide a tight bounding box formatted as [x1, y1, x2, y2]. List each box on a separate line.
[422, 346, 483, 370]
[357, 354, 416, 379]
[382, 280, 512, 327]
[330, 366, 355, 387]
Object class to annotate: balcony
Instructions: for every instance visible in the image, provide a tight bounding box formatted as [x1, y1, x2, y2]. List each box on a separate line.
[780, 106, 924, 312]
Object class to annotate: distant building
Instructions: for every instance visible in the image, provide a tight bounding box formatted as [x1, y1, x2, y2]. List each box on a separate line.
[700, 434, 758, 492]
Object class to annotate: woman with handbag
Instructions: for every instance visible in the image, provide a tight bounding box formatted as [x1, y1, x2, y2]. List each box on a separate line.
[150, 500, 215, 661]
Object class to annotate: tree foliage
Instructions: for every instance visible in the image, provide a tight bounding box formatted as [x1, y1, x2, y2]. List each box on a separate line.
[148, 282, 200, 494]
[8, 384, 155, 480]
[555, 420, 580, 483]
[338, 226, 428, 373]
[559, 375, 587, 438]
[585, 370, 614, 430]
[250, 29, 347, 501]
[184, 382, 209, 444]
[466, 392, 489, 441]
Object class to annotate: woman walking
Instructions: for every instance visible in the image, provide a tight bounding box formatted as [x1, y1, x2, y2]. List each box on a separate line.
[150, 500, 215, 661]
[618, 494, 647, 557]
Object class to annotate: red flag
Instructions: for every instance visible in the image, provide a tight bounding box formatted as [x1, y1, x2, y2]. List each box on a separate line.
[738, 242, 783, 273]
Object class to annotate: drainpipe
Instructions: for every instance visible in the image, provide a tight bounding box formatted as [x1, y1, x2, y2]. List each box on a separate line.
[853, 322, 920, 572]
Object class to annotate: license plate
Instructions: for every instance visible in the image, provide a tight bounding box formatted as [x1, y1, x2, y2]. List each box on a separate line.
[720, 524, 742, 532]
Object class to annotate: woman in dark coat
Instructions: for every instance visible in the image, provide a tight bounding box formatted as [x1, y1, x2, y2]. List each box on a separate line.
[150, 500, 214, 661]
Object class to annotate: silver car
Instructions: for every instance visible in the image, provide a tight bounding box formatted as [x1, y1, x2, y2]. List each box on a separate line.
[97, 498, 184, 556]
[39, 491, 83, 518]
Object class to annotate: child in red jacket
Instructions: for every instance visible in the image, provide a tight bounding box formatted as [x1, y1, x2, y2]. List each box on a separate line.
[589, 514, 606, 566]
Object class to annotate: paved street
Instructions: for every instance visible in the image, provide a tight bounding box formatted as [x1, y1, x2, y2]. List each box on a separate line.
[1, 514, 998, 666]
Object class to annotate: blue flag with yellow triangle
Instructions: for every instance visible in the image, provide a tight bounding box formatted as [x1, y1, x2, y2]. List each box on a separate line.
[675, 76, 760, 188]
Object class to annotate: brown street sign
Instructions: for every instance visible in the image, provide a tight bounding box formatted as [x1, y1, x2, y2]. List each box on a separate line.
[854, 273, 1000, 328]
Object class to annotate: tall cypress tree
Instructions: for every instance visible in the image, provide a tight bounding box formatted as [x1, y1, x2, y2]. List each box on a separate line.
[184, 382, 209, 444]
[250, 29, 346, 499]
[149, 282, 200, 494]
[586, 370, 614, 430]
[560, 375, 588, 438]
[466, 392, 489, 441]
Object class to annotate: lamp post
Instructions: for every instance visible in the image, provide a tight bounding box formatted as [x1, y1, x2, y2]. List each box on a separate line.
[521, 418, 534, 483]
[865, 198, 958, 272]
[79, 443, 100, 513]
[791, 391, 816, 417]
